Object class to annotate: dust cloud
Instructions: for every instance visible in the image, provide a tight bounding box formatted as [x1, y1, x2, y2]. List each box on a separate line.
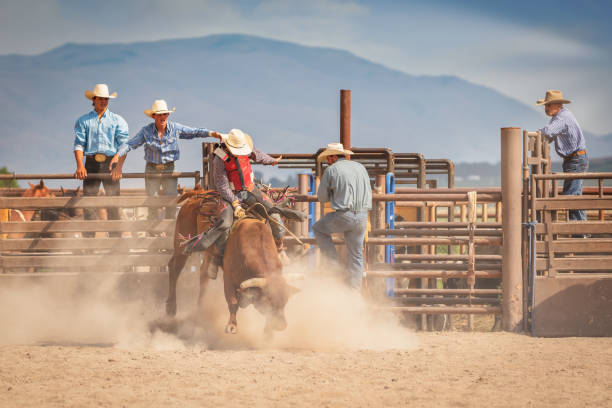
[0, 259, 417, 352]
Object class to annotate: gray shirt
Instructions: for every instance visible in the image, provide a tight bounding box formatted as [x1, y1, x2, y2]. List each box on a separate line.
[317, 158, 372, 211]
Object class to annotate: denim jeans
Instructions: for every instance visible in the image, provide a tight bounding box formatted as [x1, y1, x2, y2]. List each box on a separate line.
[313, 210, 368, 290]
[145, 162, 177, 220]
[562, 154, 588, 221]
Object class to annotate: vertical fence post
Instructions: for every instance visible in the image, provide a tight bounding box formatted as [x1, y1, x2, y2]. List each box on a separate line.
[385, 172, 395, 297]
[298, 173, 310, 238]
[501, 127, 523, 332]
[340, 90, 351, 149]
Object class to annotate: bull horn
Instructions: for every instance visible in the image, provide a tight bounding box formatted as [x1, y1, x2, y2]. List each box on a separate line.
[240, 278, 267, 289]
[283, 273, 305, 282]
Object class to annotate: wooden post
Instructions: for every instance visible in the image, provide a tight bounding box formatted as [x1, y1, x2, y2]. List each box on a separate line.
[501, 127, 523, 332]
[340, 90, 351, 149]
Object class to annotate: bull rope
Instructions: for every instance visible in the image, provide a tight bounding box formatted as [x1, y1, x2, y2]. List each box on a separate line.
[244, 202, 307, 250]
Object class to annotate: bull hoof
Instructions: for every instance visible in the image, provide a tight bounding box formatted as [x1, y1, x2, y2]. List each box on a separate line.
[225, 324, 237, 334]
[165, 299, 177, 317]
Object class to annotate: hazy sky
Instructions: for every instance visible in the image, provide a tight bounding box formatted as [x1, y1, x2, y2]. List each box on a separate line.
[1, 0, 611, 135]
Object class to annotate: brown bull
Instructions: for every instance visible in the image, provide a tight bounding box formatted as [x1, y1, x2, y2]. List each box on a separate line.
[222, 218, 299, 334]
[165, 186, 299, 335]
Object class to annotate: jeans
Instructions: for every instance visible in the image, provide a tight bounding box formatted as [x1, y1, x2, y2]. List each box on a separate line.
[183, 186, 284, 255]
[145, 162, 177, 220]
[83, 156, 120, 237]
[313, 210, 368, 290]
[562, 154, 588, 221]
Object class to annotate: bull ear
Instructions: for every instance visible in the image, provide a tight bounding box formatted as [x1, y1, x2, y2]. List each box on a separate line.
[285, 283, 300, 297]
[28, 182, 34, 188]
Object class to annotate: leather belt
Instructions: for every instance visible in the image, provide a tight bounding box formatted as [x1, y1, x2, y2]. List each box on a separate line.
[564, 150, 586, 160]
[151, 162, 173, 170]
[87, 153, 108, 163]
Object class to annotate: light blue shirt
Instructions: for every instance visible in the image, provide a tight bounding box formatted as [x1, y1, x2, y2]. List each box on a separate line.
[540, 107, 586, 158]
[117, 121, 211, 164]
[318, 158, 372, 212]
[73, 109, 129, 156]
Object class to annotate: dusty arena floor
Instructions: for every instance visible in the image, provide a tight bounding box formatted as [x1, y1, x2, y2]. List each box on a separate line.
[0, 272, 610, 407]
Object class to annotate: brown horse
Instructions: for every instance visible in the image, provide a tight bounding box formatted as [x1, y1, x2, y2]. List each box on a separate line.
[7, 180, 53, 239]
[166, 186, 220, 316]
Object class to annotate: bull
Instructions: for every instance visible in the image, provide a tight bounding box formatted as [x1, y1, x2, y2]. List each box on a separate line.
[222, 218, 300, 334]
[165, 187, 300, 335]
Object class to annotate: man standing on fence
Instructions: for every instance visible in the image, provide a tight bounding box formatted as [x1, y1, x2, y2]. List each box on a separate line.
[110, 99, 222, 220]
[537, 90, 589, 221]
[73, 83, 128, 237]
[313, 143, 372, 291]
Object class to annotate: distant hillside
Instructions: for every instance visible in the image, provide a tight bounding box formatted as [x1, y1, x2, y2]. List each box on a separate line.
[1, 34, 610, 181]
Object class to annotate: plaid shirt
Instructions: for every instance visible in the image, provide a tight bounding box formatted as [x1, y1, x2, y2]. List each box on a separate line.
[117, 121, 211, 164]
[540, 107, 586, 158]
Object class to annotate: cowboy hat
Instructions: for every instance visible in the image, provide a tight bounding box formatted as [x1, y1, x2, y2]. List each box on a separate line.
[536, 90, 571, 106]
[317, 142, 354, 162]
[221, 129, 253, 156]
[85, 83, 117, 100]
[144, 99, 176, 118]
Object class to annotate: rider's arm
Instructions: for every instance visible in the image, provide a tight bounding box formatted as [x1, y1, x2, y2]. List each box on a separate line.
[213, 156, 239, 203]
[250, 147, 277, 165]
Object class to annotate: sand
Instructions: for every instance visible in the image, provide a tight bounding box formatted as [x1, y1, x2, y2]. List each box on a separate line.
[0, 270, 610, 407]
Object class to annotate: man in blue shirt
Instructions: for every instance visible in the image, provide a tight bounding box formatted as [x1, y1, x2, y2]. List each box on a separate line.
[111, 99, 221, 220]
[537, 90, 589, 221]
[74, 83, 129, 236]
[313, 143, 372, 290]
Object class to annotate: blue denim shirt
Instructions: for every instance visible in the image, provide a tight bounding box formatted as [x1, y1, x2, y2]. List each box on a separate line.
[318, 158, 372, 211]
[117, 121, 211, 164]
[73, 109, 129, 156]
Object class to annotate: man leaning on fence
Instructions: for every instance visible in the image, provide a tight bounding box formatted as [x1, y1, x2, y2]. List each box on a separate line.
[313, 143, 372, 291]
[73, 83, 128, 237]
[111, 99, 222, 221]
[537, 89, 589, 221]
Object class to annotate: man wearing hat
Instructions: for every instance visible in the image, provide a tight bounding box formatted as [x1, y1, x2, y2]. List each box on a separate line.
[111, 99, 222, 220]
[313, 143, 372, 291]
[537, 90, 589, 221]
[73, 83, 129, 235]
[182, 128, 306, 278]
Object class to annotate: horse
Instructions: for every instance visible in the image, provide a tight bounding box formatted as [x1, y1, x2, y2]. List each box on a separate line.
[166, 185, 220, 316]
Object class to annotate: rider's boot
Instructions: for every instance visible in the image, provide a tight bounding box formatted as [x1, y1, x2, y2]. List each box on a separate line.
[207, 253, 223, 279]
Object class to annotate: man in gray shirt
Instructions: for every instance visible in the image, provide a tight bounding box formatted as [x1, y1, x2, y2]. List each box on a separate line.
[314, 143, 372, 290]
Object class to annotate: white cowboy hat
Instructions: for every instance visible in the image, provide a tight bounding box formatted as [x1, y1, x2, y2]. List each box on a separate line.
[144, 99, 176, 118]
[536, 90, 571, 106]
[221, 129, 253, 156]
[85, 83, 117, 100]
[317, 142, 354, 162]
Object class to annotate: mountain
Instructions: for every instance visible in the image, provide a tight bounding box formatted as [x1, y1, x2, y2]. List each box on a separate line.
[1, 34, 610, 182]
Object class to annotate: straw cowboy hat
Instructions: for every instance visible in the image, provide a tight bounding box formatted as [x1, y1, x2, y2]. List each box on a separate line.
[317, 142, 354, 162]
[144, 99, 176, 118]
[536, 90, 571, 106]
[222, 129, 253, 156]
[85, 83, 117, 100]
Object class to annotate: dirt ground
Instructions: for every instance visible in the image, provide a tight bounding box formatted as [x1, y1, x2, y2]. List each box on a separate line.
[0, 270, 610, 407]
[1, 333, 610, 408]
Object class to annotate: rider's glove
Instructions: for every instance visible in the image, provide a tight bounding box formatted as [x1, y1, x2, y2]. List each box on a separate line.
[232, 200, 246, 219]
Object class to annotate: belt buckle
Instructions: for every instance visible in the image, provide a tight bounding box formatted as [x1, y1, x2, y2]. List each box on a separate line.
[94, 153, 106, 163]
